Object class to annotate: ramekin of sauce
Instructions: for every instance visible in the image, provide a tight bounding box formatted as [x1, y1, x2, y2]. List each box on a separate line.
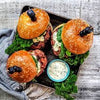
[47, 59, 70, 82]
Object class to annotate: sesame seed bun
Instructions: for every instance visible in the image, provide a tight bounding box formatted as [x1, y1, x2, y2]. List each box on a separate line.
[17, 8, 50, 39]
[62, 19, 93, 54]
[7, 50, 37, 83]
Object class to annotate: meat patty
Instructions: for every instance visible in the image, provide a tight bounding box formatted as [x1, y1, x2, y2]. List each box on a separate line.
[31, 23, 52, 49]
[29, 50, 47, 76]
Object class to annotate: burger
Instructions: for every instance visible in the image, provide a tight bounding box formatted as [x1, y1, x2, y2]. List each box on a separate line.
[51, 19, 93, 66]
[17, 8, 53, 49]
[5, 8, 53, 55]
[6, 50, 47, 83]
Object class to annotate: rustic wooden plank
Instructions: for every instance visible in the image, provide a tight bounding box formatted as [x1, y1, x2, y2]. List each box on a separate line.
[0, 0, 99, 34]
[80, 0, 100, 34]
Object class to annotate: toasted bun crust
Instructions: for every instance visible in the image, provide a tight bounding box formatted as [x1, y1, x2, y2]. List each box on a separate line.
[7, 50, 37, 83]
[62, 19, 93, 54]
[17, 8, 50, 39]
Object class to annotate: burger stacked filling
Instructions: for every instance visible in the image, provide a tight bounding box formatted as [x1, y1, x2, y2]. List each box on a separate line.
[31, 23, 52, 49]
[6, 50, 47, 83]
[5, 23, 52, 55]
[51, 25, 89, 66]
[29, 50, 47, 76]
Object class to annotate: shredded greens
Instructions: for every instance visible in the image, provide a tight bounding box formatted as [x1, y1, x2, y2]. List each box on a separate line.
[54, 71, 78, 100]
[64, 51, 89, 66]
[32, 56, 38, 68]
[32, 79, 37, 83]
[5, 32, 33, 55]
[66, 50, 71, 57]
[59, 42, 66, 58]
[57, 26, 63, 42]
[57, 27, 89, 66]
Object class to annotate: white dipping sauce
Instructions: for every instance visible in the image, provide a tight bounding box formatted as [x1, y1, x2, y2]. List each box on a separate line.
[48, 61, 68, 80]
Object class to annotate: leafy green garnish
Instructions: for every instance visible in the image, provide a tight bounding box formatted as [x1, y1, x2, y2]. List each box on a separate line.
[66, 50, 71, 57]
[64, 51, 89, 66]
[57, 26, 89, 66]
[5, 32, 33, 55]
[59, 42, 66, 58]
[32, 79, 37, 82]
[54, 71, 78, 100]
[57, 26, 63, 42]
[32, 56, 38, 67]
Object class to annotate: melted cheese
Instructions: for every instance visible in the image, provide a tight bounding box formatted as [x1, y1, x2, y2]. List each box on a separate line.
[53, 31, 61, 51]
[37, 35, 44, 42]
[48, 61, 68, 80]
[33, 38, 39, 42]
[37, 61, 41, 73]
[32, 34, 45, 42]
[32, 29, 46, 43]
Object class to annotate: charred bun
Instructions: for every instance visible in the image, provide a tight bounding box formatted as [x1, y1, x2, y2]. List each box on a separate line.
[6, 50, 37, 83]
[17, 8, 50, 39]
[62, 19, 93, 54]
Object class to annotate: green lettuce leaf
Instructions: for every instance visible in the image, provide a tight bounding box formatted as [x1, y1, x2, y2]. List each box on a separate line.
[5, 32, 33, 55]
[64, 51, 89, 66]
[57, 26, 63, 42]
[54, 71, 78, 100]
[32, 56, 38, 68]
[66, 50, 71, 57]
[59, 42, 66, 58]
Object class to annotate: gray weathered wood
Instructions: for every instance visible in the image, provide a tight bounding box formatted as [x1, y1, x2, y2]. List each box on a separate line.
[0, 0, 100, 100]
[0, 0, 100, 34]
[75, 35, 100, 100]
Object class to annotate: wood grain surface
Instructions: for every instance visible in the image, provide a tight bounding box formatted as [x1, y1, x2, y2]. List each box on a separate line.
[0, 0, 100, 100]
